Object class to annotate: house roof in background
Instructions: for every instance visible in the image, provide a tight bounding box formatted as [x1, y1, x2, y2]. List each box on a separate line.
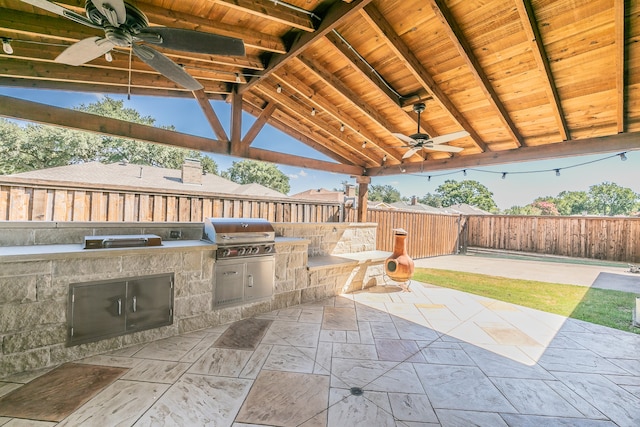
[290, 188, 344, 203]
[7, 161, 289, 198]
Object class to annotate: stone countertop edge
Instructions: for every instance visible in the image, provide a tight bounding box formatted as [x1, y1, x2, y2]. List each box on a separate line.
[0, 239, 217, 262]
[307, 251, 392, 271]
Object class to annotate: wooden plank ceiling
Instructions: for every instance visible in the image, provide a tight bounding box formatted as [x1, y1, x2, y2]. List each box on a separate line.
[0, 0, 639, 178]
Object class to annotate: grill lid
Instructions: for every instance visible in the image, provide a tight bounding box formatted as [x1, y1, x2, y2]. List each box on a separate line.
[203, 218, 275, 245]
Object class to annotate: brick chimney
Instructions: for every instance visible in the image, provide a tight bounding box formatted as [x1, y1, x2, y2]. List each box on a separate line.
[181, 159, 202, 185]
[411, 196, 417, 205]
[345, 184, 356, 198]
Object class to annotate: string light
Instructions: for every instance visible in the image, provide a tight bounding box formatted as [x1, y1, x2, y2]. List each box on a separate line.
[311, 108, 316, 116]
[104, 51, 113, 62]
[502, 172, 507, 179]
[2, 38, 13, 54]
[276, 84, 282, 93]
[555, 169, 561, 176]
[382, 154, 387, 162]
[620, 152, 627, 161]
[340, 124, 345, 132]
[362, 141, 366, 148]
[463, 169, 467, 176]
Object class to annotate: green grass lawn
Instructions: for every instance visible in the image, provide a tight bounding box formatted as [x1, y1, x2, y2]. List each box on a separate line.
[413, 268, 639, 334]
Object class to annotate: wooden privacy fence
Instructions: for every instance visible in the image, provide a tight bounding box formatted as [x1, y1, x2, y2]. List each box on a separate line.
[0, 182, 342, 223]
[466, 215, 640, 263]
[346, 208, 463, 259]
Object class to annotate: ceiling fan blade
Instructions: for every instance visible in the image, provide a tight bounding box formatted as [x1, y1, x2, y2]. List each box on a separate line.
[402, 147, 420, 159]
[429, 130, 470, 145]
[423, 144, 464, 153]
[55, 37, 115, 66]
[132, 44, 203, 91]
[392, 133, 418, 145]
[20, 0, 101, 29]
[137, 28, 245, 56]
[91, 0, 127, 27]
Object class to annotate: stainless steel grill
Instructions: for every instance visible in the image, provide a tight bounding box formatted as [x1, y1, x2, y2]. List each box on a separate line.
[203, 218, 275, 307]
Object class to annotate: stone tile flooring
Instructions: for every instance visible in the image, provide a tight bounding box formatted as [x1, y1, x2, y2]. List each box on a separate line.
[1, 281, 640, 426]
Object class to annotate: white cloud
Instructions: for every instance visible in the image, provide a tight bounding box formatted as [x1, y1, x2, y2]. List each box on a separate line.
[299, 170, 308, 177]
[288, 174, 299, 179]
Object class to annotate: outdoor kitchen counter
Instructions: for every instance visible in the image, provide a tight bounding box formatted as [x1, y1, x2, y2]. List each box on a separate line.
[0, 240, 217, 262]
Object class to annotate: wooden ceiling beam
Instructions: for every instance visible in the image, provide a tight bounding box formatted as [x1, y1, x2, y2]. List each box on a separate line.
[515, 0, 570, 141]
[242, 102, 277, 148]
[325, 31, 401, 107]
[0, 94, 229, 154]
[248, 147, 362, 175]
[230, 91, 243, 155]
[254, 83, 372, 167]
[295, 55, 407, 162]
[242, 95, 361, 167]
[192, 89, 229, 142]
[271, 65, 403, 164]
[0, 77, 227, 101]
[615, 0, 626, 133]
[368, 133, 640, 176]
[361, 4, 488, 153]
[215, 0, 315, 32]
[239, 0, 375, 94]
[429, 0, 524, 148]
[0, 57, 230, 94]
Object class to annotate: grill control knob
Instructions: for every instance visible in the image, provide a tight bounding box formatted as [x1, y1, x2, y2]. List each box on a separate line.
[264, 245, 273, 253]
[251, 247, 260, 254]
[237, 247, 246, 256]
[222, 248, 231, 257]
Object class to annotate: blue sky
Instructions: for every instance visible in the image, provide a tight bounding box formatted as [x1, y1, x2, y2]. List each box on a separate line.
[2, 87, 639, 210]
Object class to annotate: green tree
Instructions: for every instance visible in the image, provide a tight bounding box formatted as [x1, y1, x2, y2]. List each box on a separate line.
[555, 190, 590, 215]
[588, 182, 638, 216]
[0, 97, 218, 174]
[368, 184, 401, 203]
[419, 192, 443, 208]
[435, 180, 497, 212]
[223, 160, 290, 194]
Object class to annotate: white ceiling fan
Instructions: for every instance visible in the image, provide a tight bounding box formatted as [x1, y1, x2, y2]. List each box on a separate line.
[393, 103, 469, 159]
[20, 0, 246, 91]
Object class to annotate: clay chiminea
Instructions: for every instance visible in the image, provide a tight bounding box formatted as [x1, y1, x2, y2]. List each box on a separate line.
[385, 228, 414, 290]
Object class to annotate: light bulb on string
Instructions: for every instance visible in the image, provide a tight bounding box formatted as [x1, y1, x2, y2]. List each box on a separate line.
[311, 108, 316, 116]
[340, 124, 345, 132]
[362, 141, 366, 148]
[555, 169, 561, 176]
[276, 84, 282, 93]
[502, 172, 507, 180]
[620, 152, 627, 161]
[2, 38, 13, 54]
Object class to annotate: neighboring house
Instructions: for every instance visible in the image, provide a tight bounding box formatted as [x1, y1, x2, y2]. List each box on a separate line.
[374, 196, 492, 215]
[290, 186, 356, 208]
[7, 160, 288, 199]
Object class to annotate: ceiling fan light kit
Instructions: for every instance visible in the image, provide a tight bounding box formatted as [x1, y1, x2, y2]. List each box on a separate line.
[21, 0, 245, 90]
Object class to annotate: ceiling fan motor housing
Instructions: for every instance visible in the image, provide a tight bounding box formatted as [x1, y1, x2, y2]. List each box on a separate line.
[85, 0, 148, 34]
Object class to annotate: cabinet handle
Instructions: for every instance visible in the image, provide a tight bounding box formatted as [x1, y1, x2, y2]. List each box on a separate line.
[117, 298, 122, 316]
[248, 274, 253, 287]
[223, 271, 239, 276]
[132, 295, 137, 313]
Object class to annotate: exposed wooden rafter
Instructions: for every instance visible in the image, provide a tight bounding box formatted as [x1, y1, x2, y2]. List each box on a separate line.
[429, 0, 524, 148]
[239, 0, 375, 94]
[215, 0, 315, 32]
[361, 4, 488, 153]
[515, 0, 569, 141]
[615, 0, 626, 133]
[192, 89, 229, 142]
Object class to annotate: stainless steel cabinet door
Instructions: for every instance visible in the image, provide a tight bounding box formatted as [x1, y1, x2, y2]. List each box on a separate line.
[69, 281, 127, 345]
[214, 259, 245, 307]
[126, 274, 173, 332]
[245, 256, 274, 302]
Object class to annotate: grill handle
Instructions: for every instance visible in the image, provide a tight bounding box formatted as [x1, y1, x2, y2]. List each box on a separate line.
[102, 237, 148, 248]
[221, 234, 271, 240]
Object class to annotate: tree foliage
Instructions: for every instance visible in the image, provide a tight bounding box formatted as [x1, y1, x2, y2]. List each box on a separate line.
[505, 182, 638, 216]
[418, 193, 443, 208]
[0, 97, 218, 174]
[433, 180, 497, 212]
[222, 160, 290, 194]
[368, 184, 401, 203]
[588, 182, 637, 216]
